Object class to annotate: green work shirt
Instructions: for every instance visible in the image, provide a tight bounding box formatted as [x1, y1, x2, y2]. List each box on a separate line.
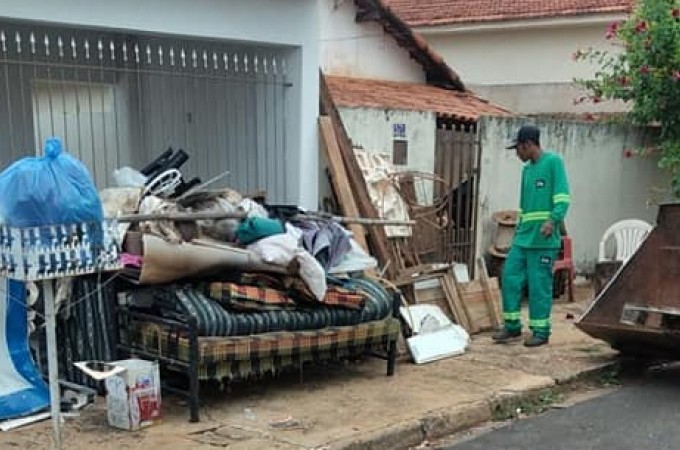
[514, 151, 571, 249]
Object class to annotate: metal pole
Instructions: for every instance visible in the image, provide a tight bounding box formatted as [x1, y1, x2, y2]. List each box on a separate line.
[43, 279, 61, 450]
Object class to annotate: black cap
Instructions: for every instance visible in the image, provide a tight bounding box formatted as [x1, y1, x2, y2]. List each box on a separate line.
[506, 125, 540, 149]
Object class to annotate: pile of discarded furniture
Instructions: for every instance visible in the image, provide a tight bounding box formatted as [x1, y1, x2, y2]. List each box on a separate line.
[318, 75, 506, 340]
[86, 149, 399, 422]
[7, 77, 507, 431]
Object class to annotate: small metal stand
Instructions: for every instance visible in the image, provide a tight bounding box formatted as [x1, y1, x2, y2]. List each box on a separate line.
[0, 221, 122, 450]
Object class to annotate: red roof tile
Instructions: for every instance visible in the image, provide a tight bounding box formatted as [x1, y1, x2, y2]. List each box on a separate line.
[326, 76, 510, 122]
[382, 0, 633, 26]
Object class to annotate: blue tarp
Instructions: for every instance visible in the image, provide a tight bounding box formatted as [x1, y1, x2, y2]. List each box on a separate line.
[0, 278, 49, 420]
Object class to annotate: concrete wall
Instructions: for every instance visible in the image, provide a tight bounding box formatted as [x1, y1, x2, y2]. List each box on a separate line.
[470, 82, 627, 116]
[318, 107, 435, 210]
[0, 0, 320, 208]
[319, 0, 424, 83]
[339, 107, 436, 173]
[476, 116, 667, 274]
[418, 18, 626, 114]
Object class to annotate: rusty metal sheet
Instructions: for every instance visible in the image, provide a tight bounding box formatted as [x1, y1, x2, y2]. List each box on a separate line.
[576, 203, 680, 358]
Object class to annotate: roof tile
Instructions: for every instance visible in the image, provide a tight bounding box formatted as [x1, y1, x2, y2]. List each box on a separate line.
[327, 76, 509, 122]
[382, 0, 632, 26]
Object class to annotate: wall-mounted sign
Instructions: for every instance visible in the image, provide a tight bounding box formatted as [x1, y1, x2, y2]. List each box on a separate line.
[393, 123, 406, 139]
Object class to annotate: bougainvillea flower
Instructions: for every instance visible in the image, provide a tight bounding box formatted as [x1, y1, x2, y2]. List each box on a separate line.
[635, 21, 649, 33]
[606, 21, 620, 39]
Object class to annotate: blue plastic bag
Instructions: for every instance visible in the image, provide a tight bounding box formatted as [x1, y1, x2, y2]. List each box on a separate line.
[0, 138, 103, 228]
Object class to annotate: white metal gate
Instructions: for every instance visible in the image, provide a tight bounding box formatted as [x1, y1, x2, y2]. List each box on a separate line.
[0, 21, 292, 200]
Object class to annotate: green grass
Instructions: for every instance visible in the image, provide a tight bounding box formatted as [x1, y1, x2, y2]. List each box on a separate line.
[597, 366, 621, 387]
[490, 364, 622, 422]
[491, 390, 566, 421]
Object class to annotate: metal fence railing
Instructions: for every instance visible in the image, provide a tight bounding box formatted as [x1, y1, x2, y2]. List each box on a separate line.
[0, 22, 293, 201]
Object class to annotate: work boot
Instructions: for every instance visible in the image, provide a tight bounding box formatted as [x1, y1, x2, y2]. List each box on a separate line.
[524, 335, 549, 347]
[492, 329, 522, 343]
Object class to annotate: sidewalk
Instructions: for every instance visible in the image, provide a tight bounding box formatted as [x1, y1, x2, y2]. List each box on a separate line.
[0, 285, 617, 450]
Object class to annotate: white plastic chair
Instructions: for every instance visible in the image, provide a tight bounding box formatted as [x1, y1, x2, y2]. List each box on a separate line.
[598, 219, 653, 262]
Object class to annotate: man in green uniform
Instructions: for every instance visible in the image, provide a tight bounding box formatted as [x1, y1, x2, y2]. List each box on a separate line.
[493, 125, 571, 347]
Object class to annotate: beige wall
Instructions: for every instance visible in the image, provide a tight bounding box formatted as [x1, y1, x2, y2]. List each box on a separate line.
[471, 82, 628, 115]
[467, 83, 626, 114]
[318, 0, 424, 82]
[476, 116, 667, 274]
[418, 18, 627, 114]
[318, 107, 436, 210]
[338, 107, 436, 174]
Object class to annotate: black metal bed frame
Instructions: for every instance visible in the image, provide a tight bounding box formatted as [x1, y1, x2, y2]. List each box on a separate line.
[116, 292, 401, 422]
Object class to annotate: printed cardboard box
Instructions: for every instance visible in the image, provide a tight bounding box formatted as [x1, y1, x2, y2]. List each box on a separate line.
[102, 359, 162, 431]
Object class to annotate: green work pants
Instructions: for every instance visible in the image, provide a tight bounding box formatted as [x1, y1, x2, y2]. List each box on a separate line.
[501, 246, 559, 339]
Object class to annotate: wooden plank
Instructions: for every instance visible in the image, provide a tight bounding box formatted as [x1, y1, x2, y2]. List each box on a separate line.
[318, 116, 368, 252]
[476, 257, 503, 328]
[115, 211, 247, 222]
[457, 277, 502, 333]
[320, 72, 395, 278]
[410, 272, 502, 333]
[441, 273, 473, 332]
[462, 281, 495, 332]
[397, 263, 450, 279]
[416, 285, 444, 303]
[393, 273, 442, 288]
[453, 274, 477, 332]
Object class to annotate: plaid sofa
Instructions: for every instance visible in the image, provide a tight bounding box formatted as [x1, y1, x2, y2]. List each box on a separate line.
[116, 277, 401, 422]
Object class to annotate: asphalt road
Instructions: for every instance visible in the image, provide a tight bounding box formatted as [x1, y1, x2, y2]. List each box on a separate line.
[449, 365, 680, 450]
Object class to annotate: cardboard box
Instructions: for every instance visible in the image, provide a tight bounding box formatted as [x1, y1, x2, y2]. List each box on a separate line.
[103, 359, 162, 431]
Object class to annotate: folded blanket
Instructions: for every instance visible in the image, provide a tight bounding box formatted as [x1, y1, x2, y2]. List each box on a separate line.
[209, 281, 365, 311]
[209, 283, 296, 311]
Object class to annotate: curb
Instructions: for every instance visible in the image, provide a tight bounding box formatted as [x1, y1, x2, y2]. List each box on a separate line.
[332, 402, 491, 450]
[554, 360, 620, 385]
[331, 360, 619, 450]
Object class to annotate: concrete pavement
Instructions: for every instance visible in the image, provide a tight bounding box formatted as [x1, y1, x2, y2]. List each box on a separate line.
[0, 285, 618, 450]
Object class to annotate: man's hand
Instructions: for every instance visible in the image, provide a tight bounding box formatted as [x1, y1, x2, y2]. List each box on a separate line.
[540, 220, 554, 237]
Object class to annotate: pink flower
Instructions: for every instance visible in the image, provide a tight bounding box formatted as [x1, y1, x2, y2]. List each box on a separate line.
[623, 149, 634, 159]
[606, 21, 620, 39]
[673, 71, 680, 81]
[619, 76, 630, 86]
[640, 65, 650, 75]
[635, 21, 649, 33]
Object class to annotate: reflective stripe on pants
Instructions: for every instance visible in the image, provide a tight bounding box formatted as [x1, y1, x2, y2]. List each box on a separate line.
[500, 246, 558, 339]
